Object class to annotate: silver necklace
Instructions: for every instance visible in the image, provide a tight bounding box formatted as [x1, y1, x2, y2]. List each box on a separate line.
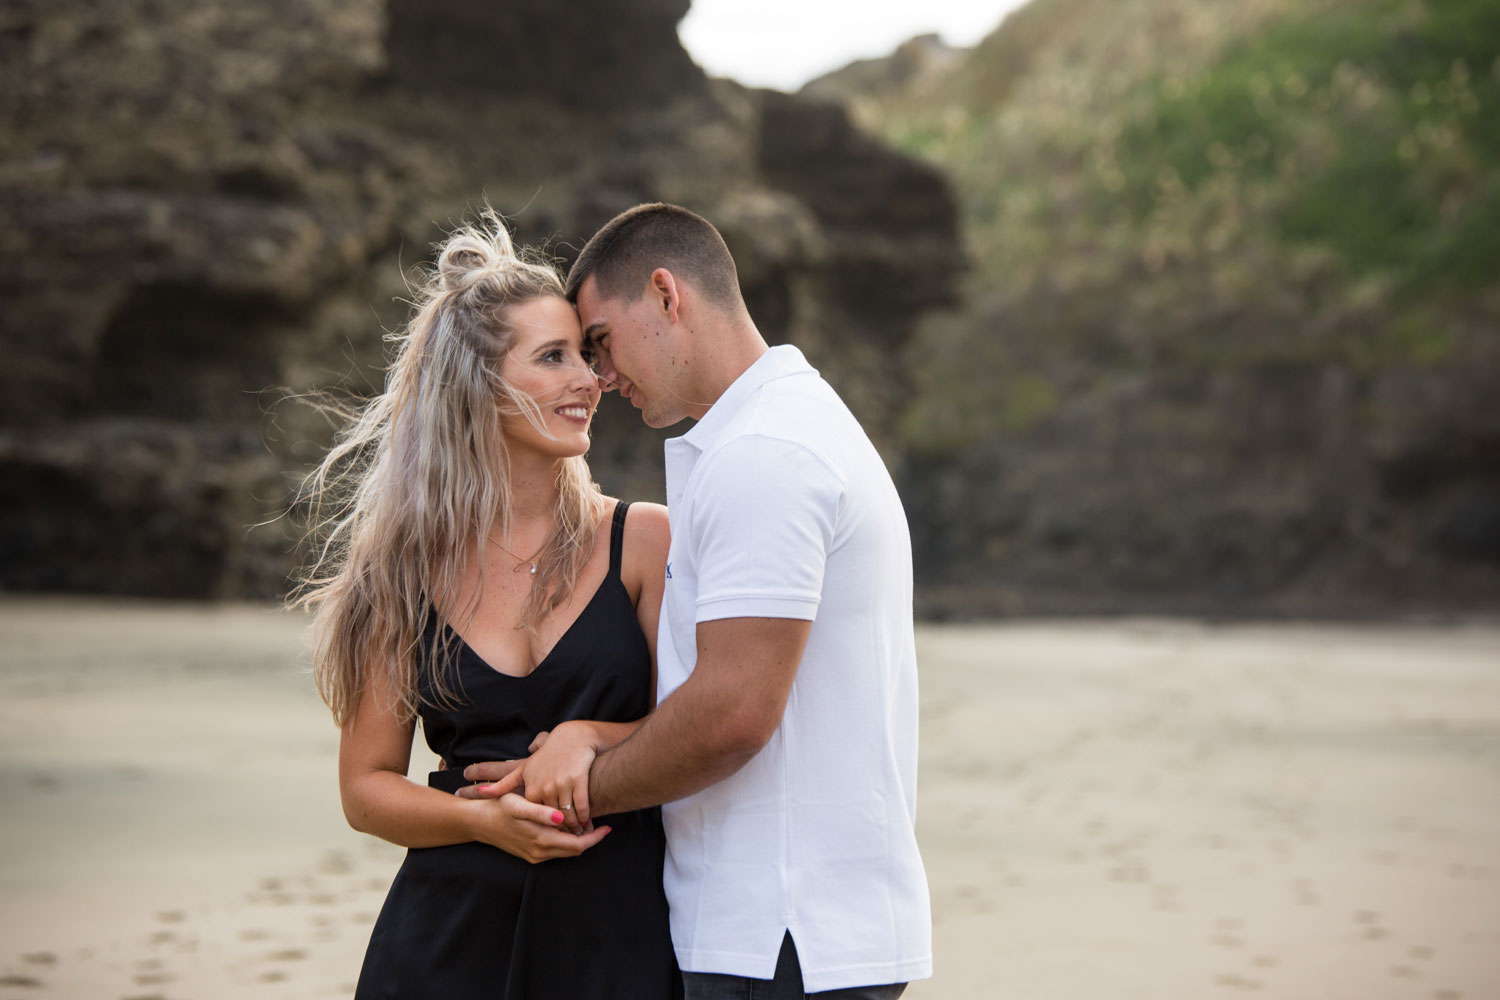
[490, 535, 541, 575]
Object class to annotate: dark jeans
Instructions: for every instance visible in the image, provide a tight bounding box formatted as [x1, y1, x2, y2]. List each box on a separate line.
[682, 932, 908, 1000]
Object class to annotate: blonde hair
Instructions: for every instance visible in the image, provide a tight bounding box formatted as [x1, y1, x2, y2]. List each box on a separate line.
[295, 211, 605, 726]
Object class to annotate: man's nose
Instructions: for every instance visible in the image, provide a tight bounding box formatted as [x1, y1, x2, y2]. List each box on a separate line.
[593, 353, 620, 392]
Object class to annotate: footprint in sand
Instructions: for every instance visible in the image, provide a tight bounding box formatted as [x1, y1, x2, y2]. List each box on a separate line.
[1350, 905, 1380, 941]
[1151, 885, 1182, 912]
[1353, 910, 1389, 941]
[20, 953, 56, 966]
[319, 851, 354, 876]
[132, 972, 174, 986]
[0, 974, 45, 987]
[1213, 973, 1263, 991]
[154, 910, 186, 924]
[269, 948, 307, 962]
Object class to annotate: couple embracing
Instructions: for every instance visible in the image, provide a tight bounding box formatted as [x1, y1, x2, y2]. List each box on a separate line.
[301, 204, 931, 999]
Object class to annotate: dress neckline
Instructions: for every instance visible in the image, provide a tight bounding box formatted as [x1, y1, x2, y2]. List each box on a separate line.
[449, 572, 619, 680]
[441, 500, 629, 680]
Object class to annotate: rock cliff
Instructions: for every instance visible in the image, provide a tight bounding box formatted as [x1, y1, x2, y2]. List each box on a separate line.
[0, 0, 961, 598]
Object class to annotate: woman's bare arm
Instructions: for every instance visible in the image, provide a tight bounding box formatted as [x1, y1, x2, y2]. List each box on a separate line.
[338, 673, 611, 862]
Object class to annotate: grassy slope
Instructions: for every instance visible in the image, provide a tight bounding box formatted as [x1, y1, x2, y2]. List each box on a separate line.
[854, 0, 1499, 454]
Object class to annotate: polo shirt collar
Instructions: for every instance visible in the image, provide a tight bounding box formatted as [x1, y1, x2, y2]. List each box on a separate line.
[678, 344, 815, 453]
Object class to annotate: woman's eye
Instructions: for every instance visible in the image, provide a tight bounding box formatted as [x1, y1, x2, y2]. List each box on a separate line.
[541, 349, 565, 364]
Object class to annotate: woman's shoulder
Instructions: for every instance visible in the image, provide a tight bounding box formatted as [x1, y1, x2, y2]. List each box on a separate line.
[611, 499, 669, 585]
[620, 500, 669, 548]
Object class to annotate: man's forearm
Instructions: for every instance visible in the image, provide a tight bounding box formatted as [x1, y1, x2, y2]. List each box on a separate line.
[587, 680, 762, 817]
[587, 616, 809, 818]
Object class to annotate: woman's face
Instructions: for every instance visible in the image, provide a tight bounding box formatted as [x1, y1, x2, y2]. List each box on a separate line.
[498, 296, 601, 461]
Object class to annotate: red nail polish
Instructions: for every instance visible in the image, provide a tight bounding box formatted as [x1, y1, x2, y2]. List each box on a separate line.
[551, 811, 565, 824]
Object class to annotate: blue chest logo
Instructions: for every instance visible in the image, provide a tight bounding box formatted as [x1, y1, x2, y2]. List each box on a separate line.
[665, 562, 673, 580]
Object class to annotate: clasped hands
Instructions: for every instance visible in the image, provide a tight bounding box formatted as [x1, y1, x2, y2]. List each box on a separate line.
[456, 720, 602, 836]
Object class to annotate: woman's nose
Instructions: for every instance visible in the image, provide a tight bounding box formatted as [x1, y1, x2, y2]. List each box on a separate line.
[568, 358, 599, 391]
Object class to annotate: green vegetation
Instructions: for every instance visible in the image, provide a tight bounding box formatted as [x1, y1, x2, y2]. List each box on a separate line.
[1115, 0, 1500, 292]
[842, 0, 1499, 453]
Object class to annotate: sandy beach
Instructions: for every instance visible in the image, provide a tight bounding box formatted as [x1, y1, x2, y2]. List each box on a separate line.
[1, 598, 1497, 998]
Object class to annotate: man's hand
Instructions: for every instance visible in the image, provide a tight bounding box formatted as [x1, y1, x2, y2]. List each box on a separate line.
[457, 729, 550, 794]
[457, 759, 526, 799]
[516, 721, 602, 834]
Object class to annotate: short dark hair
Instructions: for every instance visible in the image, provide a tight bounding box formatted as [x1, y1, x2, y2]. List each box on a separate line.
[565, 202, 742, 308]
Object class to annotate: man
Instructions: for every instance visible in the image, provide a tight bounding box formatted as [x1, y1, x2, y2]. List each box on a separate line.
[467, 203, 930, 998]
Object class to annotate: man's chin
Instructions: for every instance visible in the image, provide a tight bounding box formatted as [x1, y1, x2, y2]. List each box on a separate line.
[640, 407, 687, 430]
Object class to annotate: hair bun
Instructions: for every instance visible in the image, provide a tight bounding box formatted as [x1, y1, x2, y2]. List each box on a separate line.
[436, 214, 519, 293]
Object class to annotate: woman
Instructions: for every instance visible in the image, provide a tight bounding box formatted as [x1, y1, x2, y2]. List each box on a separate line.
[296, 213, 680, 998]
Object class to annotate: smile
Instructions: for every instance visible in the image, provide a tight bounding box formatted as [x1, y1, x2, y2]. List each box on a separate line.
[556, 405, 591, 422]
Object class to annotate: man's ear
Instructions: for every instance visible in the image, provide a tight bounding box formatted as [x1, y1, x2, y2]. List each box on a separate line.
[650, 268, 682, 324]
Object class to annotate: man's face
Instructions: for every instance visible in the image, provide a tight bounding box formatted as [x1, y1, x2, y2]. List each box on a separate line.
[576, 275, 690, 429]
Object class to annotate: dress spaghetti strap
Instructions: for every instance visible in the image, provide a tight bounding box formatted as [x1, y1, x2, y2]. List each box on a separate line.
[608, 500, 630, 579]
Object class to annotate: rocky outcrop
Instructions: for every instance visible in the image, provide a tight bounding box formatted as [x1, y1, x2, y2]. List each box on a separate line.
[0, 0, 961, 599]
[906, 358, 1500, 618]
[386, 0, 706, 109]
[800, 34, 965, 107]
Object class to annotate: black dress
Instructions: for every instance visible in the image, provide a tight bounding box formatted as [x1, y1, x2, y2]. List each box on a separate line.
[354, 501, 682, 1000]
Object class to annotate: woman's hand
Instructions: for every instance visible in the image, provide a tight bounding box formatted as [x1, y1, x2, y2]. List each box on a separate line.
[468, 791, 610, 864]
[520, 720, 603, 834]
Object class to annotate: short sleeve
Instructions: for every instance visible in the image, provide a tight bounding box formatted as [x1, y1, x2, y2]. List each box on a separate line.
[689, 434, 845, 623]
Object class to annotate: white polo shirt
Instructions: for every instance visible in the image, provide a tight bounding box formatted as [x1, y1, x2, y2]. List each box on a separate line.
[657, 345, 931, 991]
